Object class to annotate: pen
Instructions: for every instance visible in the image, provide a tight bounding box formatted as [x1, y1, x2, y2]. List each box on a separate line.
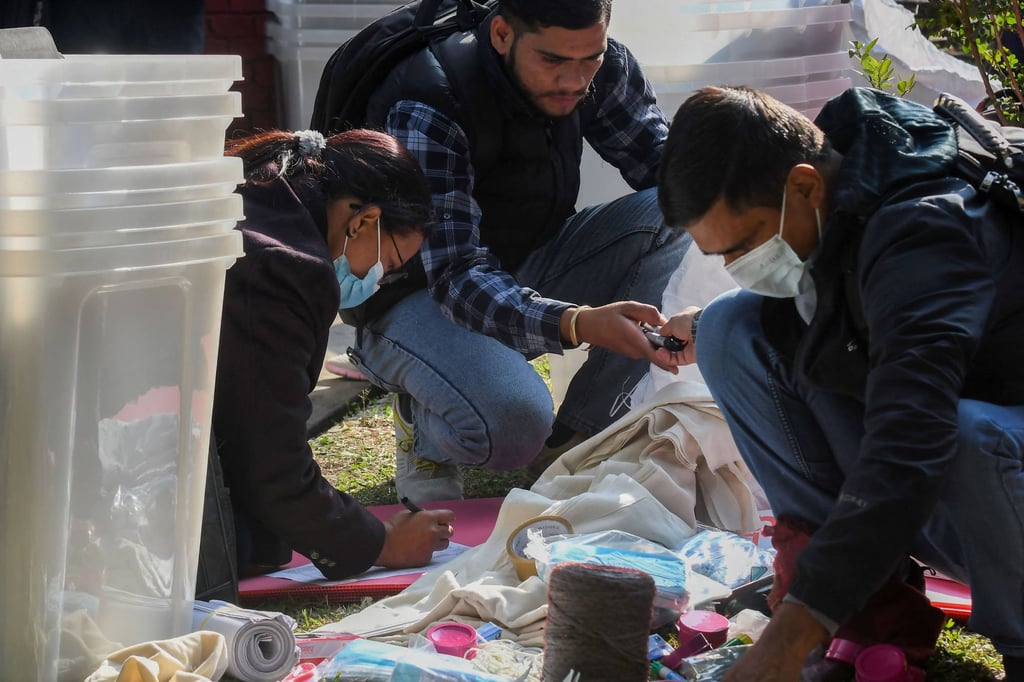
[650, 660, 688, 681]
[401, 496, 424, 513]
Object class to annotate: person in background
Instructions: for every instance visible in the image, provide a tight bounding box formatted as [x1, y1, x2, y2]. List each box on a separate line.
[198, 129, 455, 596]
[332, 0, 691, 501]
[656, 86, 1024, 681]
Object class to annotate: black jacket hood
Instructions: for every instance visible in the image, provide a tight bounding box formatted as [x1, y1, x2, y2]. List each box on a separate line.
[815, 87, 959, 217]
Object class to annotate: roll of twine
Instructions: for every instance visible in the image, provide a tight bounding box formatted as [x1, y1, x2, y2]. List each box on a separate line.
[541, 562, 656, 682]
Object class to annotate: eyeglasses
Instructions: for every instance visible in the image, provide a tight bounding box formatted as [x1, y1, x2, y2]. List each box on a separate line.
[388, 229, 406, 267]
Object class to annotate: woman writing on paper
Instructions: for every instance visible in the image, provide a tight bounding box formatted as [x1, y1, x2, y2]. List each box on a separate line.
[200, 128, 455, 592]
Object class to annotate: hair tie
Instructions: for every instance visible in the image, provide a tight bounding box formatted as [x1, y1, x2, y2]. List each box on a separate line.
[294, 130, 326, 159]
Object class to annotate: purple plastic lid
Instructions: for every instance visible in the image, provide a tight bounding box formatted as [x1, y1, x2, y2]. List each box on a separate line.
[426, 622, 478, 658]
[855, 644, 910, 682]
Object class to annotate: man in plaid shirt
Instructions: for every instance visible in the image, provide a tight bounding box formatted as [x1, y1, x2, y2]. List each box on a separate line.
[343, 0, 692, 500]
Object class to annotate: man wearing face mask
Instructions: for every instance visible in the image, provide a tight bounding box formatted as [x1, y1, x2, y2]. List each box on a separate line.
[324, 0, 691, 502]
[655, 86, 1024, 681]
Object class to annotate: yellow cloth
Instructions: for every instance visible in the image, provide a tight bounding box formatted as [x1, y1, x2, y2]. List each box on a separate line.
[85, 631, 228, 682]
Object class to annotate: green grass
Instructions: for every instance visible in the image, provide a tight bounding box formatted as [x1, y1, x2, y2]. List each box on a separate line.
[246, 358, 1008, 680]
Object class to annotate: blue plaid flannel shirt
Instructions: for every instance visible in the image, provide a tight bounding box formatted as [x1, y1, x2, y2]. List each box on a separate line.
[385, 38, 668, 356]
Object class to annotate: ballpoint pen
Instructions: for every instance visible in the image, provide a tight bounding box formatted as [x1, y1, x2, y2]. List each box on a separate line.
[401, 496, 424, 513]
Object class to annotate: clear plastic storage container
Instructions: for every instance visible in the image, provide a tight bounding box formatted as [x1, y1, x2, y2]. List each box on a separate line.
[267, 0, 394, 30]
[0, 157, 243, 210]
[0, 230, 244, 682]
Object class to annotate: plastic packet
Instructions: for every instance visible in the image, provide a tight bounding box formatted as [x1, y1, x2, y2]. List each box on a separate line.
[676, 644, 751, 681]
[677, 528, 774, 589]
[532, 530, 729, 626]
[390, 659, 514, 682]
[316, 639, 407, 681]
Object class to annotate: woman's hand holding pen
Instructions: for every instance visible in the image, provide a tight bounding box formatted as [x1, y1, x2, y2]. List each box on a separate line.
[375, 498, 456, 569]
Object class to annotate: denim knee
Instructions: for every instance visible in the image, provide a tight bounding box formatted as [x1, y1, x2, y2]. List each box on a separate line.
[695, 288, 763, 392]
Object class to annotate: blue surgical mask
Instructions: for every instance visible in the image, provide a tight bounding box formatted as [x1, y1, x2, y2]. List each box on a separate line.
[334, 220, 384, 309]
[724, 186, 821, 298]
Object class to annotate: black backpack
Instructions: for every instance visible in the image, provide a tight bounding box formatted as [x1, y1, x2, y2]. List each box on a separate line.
[934, 92, 1024, 217]
[309, 0, 497, 135]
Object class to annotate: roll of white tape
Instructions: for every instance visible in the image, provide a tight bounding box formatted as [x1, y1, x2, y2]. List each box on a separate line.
[505, 515, 574, 581]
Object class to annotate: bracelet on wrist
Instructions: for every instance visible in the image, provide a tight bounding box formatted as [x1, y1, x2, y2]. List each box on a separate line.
[691, 308, 703, 344]
[569, 305, 590, 347]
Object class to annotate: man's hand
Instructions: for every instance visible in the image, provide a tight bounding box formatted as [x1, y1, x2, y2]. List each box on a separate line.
[723, 602, 829, 682]
[654, 306, 702, 367]
[375, 508, 456, 569]
[564, 301, 682, 372]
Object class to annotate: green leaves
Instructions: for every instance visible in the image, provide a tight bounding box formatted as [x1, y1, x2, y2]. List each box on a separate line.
[848, 38, 918, 96]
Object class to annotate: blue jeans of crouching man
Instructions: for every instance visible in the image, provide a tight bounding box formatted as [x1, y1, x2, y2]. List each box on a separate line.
[696, 288, 1024, 659]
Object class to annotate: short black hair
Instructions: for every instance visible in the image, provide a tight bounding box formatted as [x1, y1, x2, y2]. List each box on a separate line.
[498, 0, 611, 33]
[657, 86, 830, 229]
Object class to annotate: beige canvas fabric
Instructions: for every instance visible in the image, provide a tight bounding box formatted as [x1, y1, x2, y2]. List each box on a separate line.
[318, 381, 759, 646]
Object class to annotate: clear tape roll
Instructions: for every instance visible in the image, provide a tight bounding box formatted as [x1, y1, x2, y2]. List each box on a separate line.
[505, 515, 574, 581]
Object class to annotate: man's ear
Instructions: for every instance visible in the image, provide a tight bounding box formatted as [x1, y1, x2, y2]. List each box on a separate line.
[348, 204, 383, 238]
[788, 164, 826, 210]
[490, 14, 515, 56]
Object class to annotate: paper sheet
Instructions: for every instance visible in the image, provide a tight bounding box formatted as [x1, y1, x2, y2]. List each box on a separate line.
[268, 543, 471, 584]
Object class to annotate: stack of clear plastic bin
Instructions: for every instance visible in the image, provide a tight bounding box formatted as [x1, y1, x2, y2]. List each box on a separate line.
[0, 53, 246, 682]
[265, 0, 400, 129]
[578, 0, 855, 207]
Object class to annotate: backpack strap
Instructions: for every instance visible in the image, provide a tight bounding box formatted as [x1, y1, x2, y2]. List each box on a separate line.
[430, 22, 503, 177]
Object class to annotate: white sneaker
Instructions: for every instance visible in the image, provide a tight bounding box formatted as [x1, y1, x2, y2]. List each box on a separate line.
[324, 352, 366, 380]
[392, 393, 463, 502]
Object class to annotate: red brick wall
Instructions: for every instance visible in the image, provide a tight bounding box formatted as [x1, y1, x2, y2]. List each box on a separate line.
[204, 0, 279, 137]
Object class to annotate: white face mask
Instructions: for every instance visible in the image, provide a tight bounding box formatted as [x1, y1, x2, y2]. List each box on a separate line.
[724, 186, 821, 298]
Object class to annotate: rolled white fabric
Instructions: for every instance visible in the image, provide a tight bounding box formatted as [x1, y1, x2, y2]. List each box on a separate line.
[192, 600, 299, 682]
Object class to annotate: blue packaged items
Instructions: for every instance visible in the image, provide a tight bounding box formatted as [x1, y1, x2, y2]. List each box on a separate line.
[476, 622, 502, 642]
[678, 528, 775, 589]
[538, 530, 692, 626]
[318, 637, 517, 682]
[648, 633, 674, 660]
[390, 659, 515, 682]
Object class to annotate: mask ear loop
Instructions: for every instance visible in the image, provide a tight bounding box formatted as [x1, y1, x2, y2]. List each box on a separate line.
[778, 185, 788, 237]
[375, 218, 382, 264]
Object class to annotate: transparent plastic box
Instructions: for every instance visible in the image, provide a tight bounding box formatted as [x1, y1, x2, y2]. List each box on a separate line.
[0, 230, 244, 682]
[267, 0, 393, 30]
[643, 50, 854, 88]
[266, 20, 359, 47]
[0, 54, 241, 86]
[0, 114, 238, 170]
[267, 42, 339, 130]
[0, 157, 243, 210]
[0, 54, 241, 102]
[0, 194, 243, 239]
[655, 76, 851, 122]
[611, 3, 852, 65]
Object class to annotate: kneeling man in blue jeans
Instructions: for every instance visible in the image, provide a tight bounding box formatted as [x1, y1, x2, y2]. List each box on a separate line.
[655, 86, 1024, 681]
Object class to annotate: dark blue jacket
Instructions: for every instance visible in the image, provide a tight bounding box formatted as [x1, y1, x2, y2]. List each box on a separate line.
[212, 173, 386, 579]
[768, 88, 1024, 624]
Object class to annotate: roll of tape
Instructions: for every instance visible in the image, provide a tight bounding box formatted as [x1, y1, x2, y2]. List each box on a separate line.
[505, 515, 574, 581]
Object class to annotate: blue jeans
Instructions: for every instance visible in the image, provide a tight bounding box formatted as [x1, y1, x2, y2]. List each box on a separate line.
[697, 288, 1024, 655]
[349, 188, 691, 469]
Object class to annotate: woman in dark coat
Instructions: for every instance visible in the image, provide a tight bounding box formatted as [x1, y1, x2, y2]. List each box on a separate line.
[204, 128, 454, 587]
